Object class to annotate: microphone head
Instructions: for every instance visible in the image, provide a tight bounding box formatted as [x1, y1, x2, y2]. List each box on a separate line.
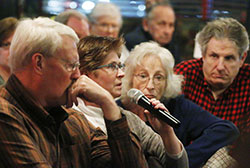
[127, 88, 144, 104]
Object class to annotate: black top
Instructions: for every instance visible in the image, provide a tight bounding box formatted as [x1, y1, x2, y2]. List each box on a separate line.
[124, 25, 182, 65]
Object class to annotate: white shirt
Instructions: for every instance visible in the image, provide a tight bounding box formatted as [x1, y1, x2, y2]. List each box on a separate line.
[120, 44, 130, 63]
[73, 98, 107, 134]
[193, 32, 202, 59]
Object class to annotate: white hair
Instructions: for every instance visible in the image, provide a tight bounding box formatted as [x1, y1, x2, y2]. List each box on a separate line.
[121, 41, 183, 102]
[89, 2, 122, 26]
[9, 17, 79, 72]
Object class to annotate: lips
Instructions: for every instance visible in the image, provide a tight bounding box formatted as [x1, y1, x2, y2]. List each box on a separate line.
[115, 83, 122, 90]
[116, 83, 122, 87]
[145, 94, 156, 99]
[212, 74, 225, 79]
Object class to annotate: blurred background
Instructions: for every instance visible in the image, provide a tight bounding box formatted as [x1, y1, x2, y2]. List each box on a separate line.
[1, 0, 250, 61]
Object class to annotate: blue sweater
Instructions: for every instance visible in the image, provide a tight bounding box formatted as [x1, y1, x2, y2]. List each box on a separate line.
[117, 95, 239, 168]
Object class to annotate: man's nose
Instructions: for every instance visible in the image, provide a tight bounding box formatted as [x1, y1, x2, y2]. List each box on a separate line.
[71, 68, 81, 80]
[163, 25, 172, 34]
[107, 25, 115, 33]
[216, 58, 226, 70]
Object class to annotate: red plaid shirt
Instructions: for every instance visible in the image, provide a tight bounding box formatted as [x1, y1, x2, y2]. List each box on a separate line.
[174, 58, 250, 134]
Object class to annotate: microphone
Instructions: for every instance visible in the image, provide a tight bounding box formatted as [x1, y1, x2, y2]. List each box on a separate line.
[127, 88, 181, 128]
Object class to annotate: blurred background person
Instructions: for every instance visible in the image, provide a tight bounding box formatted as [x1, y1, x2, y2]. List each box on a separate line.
[74, 35, 189, 168]
[119, 41, 239, 168]
[124, 2, 181, 64]
[145, 0, 170, 9]
[0, 17, 18, 85]
[54, 9, 89, 39]
[89, 2, 129, 63]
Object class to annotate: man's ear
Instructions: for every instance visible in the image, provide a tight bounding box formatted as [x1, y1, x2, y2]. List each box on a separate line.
[240, 51, 248, 67]
[31, 53, 44, 74]
[142, 18, 149, 32]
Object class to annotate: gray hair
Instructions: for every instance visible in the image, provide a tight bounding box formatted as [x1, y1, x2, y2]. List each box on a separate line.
[9, 17, 79, 73]
[197, 17, 249, 57]
[145, 0, 171, 9]
[146, 2, 173, 20]
[121, 41, 183, 102]
[54, 9, 88, 24]
[89, 2, 122, 26]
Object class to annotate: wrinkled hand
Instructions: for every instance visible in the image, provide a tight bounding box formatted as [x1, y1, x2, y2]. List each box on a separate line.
[144, 99, 173, 134]
[66, 75, 112, 108]
[145, 99, 182, 155]
[66, 75, 121, 120]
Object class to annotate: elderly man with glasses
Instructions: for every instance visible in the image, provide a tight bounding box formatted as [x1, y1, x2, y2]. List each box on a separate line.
[0, 17, 149, 168]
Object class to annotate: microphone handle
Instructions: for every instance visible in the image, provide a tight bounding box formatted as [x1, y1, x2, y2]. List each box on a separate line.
[138, 96, 181, 128]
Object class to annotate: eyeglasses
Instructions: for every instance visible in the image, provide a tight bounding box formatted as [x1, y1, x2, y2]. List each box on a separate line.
[134, 73, 166, 85]
[0, 42, 11, 49]
[57, 58, 80, 72]
[95, 23, 120, 31]
[95, 62, 125, 72]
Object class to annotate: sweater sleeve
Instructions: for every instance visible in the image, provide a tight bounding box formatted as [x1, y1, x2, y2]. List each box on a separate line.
[105, 114, 149, 168]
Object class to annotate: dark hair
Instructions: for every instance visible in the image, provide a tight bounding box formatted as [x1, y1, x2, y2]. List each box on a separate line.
[0, 17, 18, 45]
[77, 35, 124, 73]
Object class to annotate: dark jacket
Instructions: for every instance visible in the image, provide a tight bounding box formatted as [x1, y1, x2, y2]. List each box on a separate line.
[124, 25, 182, 65]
